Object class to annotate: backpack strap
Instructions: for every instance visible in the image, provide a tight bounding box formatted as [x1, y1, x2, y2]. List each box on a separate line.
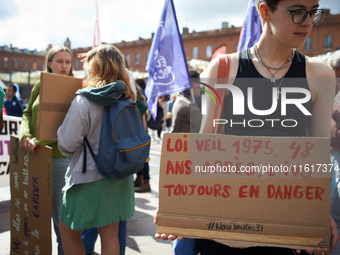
[217, 54, 231, 79]
[83, 136, 95, 174]
[214, 54, 231, 134]
[118, 94, 130, 101]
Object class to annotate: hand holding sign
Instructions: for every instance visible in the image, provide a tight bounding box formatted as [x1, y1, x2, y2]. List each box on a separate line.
[153, 208, 184, 241]
[296, 216, 339, 255]
[20, 136, 37, 154]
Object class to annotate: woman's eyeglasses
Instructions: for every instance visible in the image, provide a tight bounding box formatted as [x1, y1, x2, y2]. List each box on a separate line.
[271, 5, 325, 24]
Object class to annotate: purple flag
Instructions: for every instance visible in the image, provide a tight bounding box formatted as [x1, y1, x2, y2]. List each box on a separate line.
[237, 0, 261, 52]
[145, 0, 190, 119]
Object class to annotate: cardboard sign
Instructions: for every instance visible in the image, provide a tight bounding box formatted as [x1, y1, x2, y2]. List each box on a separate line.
[0, 115, 22, 187]
[10, 136, 52, 254]
[158, 133, 331, 250]
[37, 72, 83, 140]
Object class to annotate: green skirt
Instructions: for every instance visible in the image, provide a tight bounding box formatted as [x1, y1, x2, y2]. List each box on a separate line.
[59, 176, 135, 230]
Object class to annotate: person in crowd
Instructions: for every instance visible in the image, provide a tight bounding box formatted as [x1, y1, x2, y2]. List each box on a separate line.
[19, 45, 73, 255]
[134, 83, 151, 193]
[170, 70, 201, 133]
[154, 0, 338, 254]
[165, 95, 176, 132]
[80, 54, 138, 255]
[13, 83, 26, 108]
[147, 98, 164, 142]
[136, 78, 147, 93]
[5, 84, 23, 117]
[157, 96, 166, 139]
[331, 56, 340, 93]
[330, 53, 340, 255]
[134, 83, 148, 131]
[0, 86, 5, 130]
[138, 77, 165, 143]
[57, 44, 135, 255]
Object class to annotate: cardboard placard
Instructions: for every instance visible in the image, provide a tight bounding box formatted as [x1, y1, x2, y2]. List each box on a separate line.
[10, 136, 52, 254]
[0, 115, 22, 187]
[37, 72, 82, 140]
[158, 133, 331, 250]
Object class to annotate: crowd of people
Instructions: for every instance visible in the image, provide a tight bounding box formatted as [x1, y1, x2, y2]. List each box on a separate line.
[0, 0, 339, 254]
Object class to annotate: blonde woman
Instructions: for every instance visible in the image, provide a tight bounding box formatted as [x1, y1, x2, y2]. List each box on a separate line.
[19, 45, 73, 255]
[57, 44, 136, 255]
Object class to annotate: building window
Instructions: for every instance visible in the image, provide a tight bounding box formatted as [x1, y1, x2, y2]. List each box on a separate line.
[205, 45, 212, 59]
[126, 54, 130, 66]
[324, 35, 333, 49]
[135, 53, 140, 64]
[305, 37, 312, 50]
[75, 59, 79, 70]
[24, 60, 28, 69]
[146, 52, 150, 62]
[192, 47, 198, 59]
[4, 57, 8, 67]
[13, 58, 18, 68]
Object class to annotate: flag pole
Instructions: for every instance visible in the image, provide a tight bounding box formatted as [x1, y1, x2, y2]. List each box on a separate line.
[93, 0, 102, 48]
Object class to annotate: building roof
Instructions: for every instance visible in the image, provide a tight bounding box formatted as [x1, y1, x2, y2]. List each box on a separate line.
[0, 45, 46, 56]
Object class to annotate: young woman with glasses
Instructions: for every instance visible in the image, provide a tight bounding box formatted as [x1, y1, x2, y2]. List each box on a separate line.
[154, 0, 338, 255]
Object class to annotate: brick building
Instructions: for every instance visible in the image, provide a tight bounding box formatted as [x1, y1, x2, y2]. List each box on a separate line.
[114, 11, 340, 72]
[0, 10, 339, 85]
[0, 45, 46, 74]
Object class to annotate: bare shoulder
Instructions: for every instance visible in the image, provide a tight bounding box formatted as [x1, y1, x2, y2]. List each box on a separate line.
[305, 56, 335, 79]
[200, 56, 219, 78]
[305, 55, 336, 102]
[200, 52, 239, 79]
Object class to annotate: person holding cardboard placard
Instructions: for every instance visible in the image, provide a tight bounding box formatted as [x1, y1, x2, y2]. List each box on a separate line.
[19, 45, 74, 255]
[198, 0, 336, 254]
[57, 45, 135, 255]
[154, 0, 338, 254]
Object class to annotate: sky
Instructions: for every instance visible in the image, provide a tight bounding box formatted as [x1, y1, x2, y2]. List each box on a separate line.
[0, 0, 340, 52]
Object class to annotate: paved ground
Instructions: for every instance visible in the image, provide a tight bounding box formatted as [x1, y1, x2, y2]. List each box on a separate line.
[0, 137, 173, 255]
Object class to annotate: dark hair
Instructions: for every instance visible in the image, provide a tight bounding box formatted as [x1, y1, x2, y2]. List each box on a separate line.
[136, 84, 146, 103]
[189, 70, 200, 79]
[8, 84, 17, 92]
[255, 0, 281, 12]
[255, 0, 281, 25]
[135, 79, 146, 90]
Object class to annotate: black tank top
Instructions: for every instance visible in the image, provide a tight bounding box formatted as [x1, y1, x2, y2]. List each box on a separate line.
[223, 49, 312, 137]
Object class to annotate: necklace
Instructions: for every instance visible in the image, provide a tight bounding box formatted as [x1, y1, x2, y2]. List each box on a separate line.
[254, 45, 295, 99]
[254, 44, 295, 71]
[261, 67, 285, 99]
[274, 76, 285, 99]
